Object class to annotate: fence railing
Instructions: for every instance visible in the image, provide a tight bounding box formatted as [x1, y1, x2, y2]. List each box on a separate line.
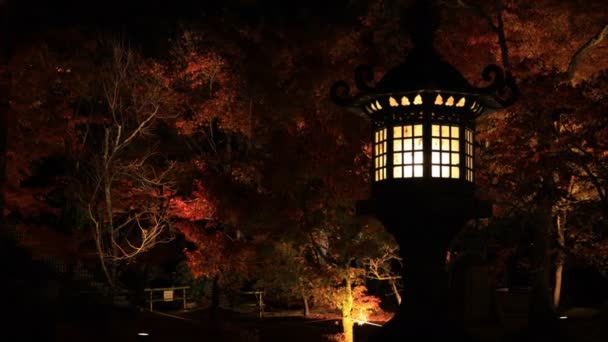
[144, 286, 189, 311]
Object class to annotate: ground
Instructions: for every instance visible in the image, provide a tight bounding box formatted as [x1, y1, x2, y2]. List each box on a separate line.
[54, 307, 379, 342]
[49, 305, 608, 342]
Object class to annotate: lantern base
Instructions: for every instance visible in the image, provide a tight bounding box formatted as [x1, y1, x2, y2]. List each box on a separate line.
[363, 202, 486, 342]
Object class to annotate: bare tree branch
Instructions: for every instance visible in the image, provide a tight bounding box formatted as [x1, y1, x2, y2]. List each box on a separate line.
[363, 245, 403, 304]
[79, 40, 177, 287]
[443, 0, 511, 71]
[564, 24, 608, 83]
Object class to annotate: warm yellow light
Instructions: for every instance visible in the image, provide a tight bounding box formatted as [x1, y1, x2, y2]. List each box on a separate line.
[389, 97, 398, 107]
[413, 94, 423, 105]
[394, 139, 403, 151]
[465, 129, 473, 143]
[441, 139, 450, 151]
[432, 138, 440, 150]
[451, 167, 460, 179]
[374, 128, 388, 181]
[434, 94, 443, 105]
[456, 97, 466, 107]
[371, 102, 377, 111]
[401, 96, 410, 106]
[441, 125, 450, 137]
[432, 125, 440, 137]
[393, 166, 403, 178]
[446, 96, 454, 106]
[355, 314, 369, 326]
[414, 124, 423, 136]
[451, 153, 459, 164]
[375, 100, 383, 110]
[393, 127, 401, 138]
[414, 138, 423, 150]
[451, 126, 459, 138]
[403, 126, 412, 137]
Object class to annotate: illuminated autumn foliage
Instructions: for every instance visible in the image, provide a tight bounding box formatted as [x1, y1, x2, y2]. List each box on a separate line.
[1, 1, 608, 341]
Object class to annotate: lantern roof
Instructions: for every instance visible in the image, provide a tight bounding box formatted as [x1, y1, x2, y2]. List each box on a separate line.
[331, 1, 518, 115]
[375, 47, 474, 93]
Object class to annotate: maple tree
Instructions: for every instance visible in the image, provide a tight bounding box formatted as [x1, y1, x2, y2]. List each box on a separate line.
[460, 0, 608, 331]
[159, 28, 269, 313]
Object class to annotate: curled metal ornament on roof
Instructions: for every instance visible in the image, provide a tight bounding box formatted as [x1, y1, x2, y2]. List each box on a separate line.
[331, 46, 519, 118]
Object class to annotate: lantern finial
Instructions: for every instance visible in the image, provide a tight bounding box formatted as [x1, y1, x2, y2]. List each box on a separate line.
[406, 0, 440, 52]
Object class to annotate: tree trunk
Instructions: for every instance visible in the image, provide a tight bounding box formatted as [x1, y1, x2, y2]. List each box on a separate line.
[95, 224, 114, 288]
[342, 273, 354, 342]
[302, 293, 310, 317]
[103, 128, 117, 288]
[390, 279, 402, 305]
[553, 213, 565, 308]
[528, 178, 558, 332]
[520, 101, 562, 338]
[529, 208, 555, 320]
[528, 109, 559, 332]
[210, 276, 220, 319]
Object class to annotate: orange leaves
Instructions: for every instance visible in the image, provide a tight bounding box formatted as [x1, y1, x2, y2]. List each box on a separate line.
[501, 0, 608, 78]
[178, 220, 255, 281]
[182, 229, 226, 278]
[169, 183, 217, 222]
[168, 32, 250, 137]
[183, 51, 225, 87]
[352, 285, 392, 322]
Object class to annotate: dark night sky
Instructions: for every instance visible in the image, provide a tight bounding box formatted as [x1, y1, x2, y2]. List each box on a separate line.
[7, 0, 358, 33]
[5, 0, 363, 57]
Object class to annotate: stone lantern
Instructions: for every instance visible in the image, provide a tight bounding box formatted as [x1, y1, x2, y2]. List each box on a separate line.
[330, 1, 518, 340]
